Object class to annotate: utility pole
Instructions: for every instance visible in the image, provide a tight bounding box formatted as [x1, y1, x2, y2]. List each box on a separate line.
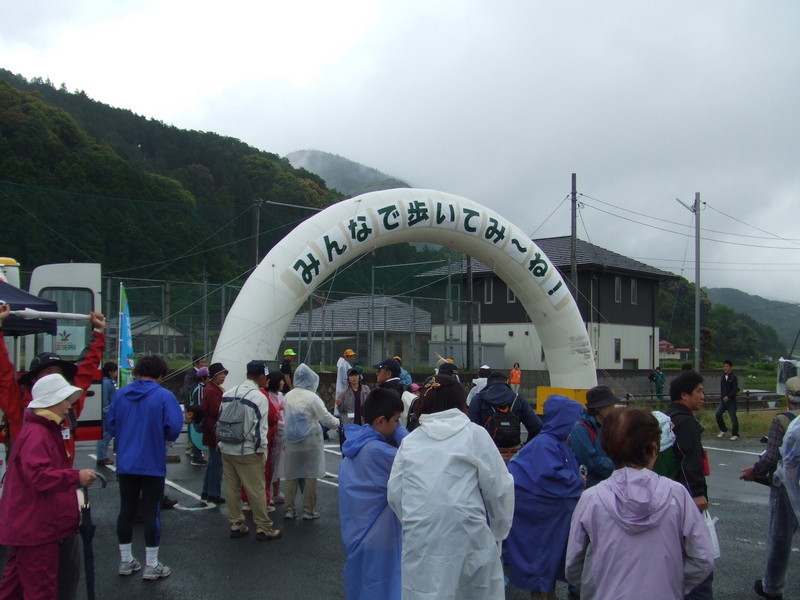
[251, 198, 264, 268]
[677, 193, 702, 371]
[466, 255, 473, 370]
[570, 173, 578, 297]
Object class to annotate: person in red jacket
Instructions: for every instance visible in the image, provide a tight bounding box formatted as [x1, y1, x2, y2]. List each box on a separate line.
[0, 373, 97, 600]
[200, 362, 228, 503]
[0, 303, 106, 464]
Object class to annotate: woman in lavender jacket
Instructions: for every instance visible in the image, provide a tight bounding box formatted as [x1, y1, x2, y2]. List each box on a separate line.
[565, 407, 714, 600]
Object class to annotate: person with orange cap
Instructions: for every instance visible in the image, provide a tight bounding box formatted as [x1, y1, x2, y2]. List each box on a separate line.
[336, 349, 357, 401]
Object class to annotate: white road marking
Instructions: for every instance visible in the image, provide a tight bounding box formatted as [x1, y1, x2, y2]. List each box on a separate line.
[705, 446, 761, 456]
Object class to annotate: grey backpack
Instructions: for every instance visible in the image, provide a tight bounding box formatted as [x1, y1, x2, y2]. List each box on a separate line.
[216, 395, 248, 445]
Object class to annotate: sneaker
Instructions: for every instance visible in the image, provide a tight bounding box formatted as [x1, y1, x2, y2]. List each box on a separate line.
[303, 511, 320, 520]
[230, 522, 249, 538]
[274, 493, 285, 504]
[242, 501, 251, 512]
[142, 562, 171, 580]
[754, 579, 782, 599]
[118, 558, 142, 576]
[730, 435, 740, 441]
[191, 458, 207, 466]
[160, 495, 177, 509]
[717, 432, 728, 438]
[284, 508, 296, 520]
[255, 528, 282, 541]
[96, 458, 114, 466]
[207, 495, 225, 504]
[267, 504, 276, 513]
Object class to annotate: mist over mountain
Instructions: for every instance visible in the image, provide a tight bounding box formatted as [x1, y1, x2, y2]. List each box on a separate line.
[706, 287, 800, 352]
[286, 149, 410, 197]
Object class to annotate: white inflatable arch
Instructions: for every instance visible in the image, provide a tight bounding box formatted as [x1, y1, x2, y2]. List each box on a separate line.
[213, 189, 597, 388]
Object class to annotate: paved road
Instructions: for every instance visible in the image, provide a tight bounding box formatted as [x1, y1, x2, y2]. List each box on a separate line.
[2, 434, 798, 599]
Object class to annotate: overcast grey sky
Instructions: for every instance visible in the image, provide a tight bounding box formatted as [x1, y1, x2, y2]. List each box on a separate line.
[2, 1, 799, 303]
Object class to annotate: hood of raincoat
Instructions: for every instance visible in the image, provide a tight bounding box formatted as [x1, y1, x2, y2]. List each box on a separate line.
[342, 424, 385, 458]
[477, 380, 517, 406]
[508, 394, 584, 499]
[597, 467, 674, 532]
[293, 363, 319, 392]
[118, 378, 162, 403]
[418, 407, 470, 440]
[542, 394, 583, 439]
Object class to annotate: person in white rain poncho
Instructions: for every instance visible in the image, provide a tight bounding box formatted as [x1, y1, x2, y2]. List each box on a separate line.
[282, 364, 339, 520]
[387, 374, 514, 600]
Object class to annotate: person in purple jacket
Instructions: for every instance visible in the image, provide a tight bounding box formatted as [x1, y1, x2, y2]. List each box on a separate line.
[565, 407, 714, 600]
[0, 374, 97, 600]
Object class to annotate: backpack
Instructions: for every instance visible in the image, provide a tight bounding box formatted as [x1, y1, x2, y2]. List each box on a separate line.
[406, 398, 420, 432]
[753, 411, 798, 487]
[484, 395, 521, 448]
[216, 388, 260, 447]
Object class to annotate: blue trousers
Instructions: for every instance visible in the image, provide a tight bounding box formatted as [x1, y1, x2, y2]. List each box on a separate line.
[202, 447, 223, 498]
[762, 484, 799, 596]
[715, 400, 739, 436]
[95, 428, 113, 460]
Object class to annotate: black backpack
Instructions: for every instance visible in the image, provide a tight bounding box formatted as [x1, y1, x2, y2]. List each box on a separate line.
[406, 397, 420, 432]
[483, 395, 521, 448]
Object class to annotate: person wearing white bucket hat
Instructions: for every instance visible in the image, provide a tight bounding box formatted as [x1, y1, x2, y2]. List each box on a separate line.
[0, 373, 98, 599]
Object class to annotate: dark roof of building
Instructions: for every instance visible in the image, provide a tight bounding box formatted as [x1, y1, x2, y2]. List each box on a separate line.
[418, 236, 674, 280]
[289, 295, 431, 334]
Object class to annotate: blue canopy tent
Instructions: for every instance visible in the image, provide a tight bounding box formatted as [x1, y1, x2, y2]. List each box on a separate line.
[0, 280, 58, 336]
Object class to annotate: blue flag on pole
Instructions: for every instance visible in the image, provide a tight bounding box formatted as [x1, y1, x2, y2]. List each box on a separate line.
[118, 283, 135, 387]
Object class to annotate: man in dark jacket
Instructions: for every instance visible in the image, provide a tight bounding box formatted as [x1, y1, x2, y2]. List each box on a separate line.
[716, 359, 740, 440]
[666, 370, 713, 600]
[468, 372, 542, 446]
[373, 357, 406, 396]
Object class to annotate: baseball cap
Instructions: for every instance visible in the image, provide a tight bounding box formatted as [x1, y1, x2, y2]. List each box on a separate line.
[283, 349, 296, 356]
[246, 360, 268, 376]
[374, 358, 401, 377]
[438, 362, 458, 376]
[343, 349, 356, 357]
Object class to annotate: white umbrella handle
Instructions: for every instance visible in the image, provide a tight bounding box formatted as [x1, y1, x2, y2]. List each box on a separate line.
[9, 308, 90, 321]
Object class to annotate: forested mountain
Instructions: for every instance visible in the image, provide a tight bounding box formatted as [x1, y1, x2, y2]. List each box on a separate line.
[658, 277, 786, 364]
[287, 149, 410, 197]
[706, 287, 800, 352]
[0, 69, 342, 282]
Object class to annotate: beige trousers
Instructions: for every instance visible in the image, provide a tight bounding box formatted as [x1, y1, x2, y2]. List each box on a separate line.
[284, 478, 318, 514]
[221, 452, 273, 532]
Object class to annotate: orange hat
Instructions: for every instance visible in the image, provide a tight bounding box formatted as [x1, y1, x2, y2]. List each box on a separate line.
[343, 349, 356, 357]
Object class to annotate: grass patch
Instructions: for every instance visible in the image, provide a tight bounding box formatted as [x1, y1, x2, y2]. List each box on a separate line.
[696, 408, 781, 438]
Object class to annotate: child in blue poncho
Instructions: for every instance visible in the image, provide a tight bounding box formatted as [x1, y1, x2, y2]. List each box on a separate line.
[338, 388, 408, 600]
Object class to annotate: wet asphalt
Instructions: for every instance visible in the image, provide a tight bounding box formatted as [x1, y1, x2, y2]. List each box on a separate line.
[1, 433, 799, 599]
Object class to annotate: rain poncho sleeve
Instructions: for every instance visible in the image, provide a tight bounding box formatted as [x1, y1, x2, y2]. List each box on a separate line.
[778, 415, 800, 523]
[338, 425, 406, 600]
[476, 428, 515, 541]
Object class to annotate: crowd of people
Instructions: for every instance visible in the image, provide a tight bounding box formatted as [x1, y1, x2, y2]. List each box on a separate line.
[1, 304, 799, 600]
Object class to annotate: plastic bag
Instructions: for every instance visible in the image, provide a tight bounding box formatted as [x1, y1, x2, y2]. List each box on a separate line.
[703, 510, 720, 559]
